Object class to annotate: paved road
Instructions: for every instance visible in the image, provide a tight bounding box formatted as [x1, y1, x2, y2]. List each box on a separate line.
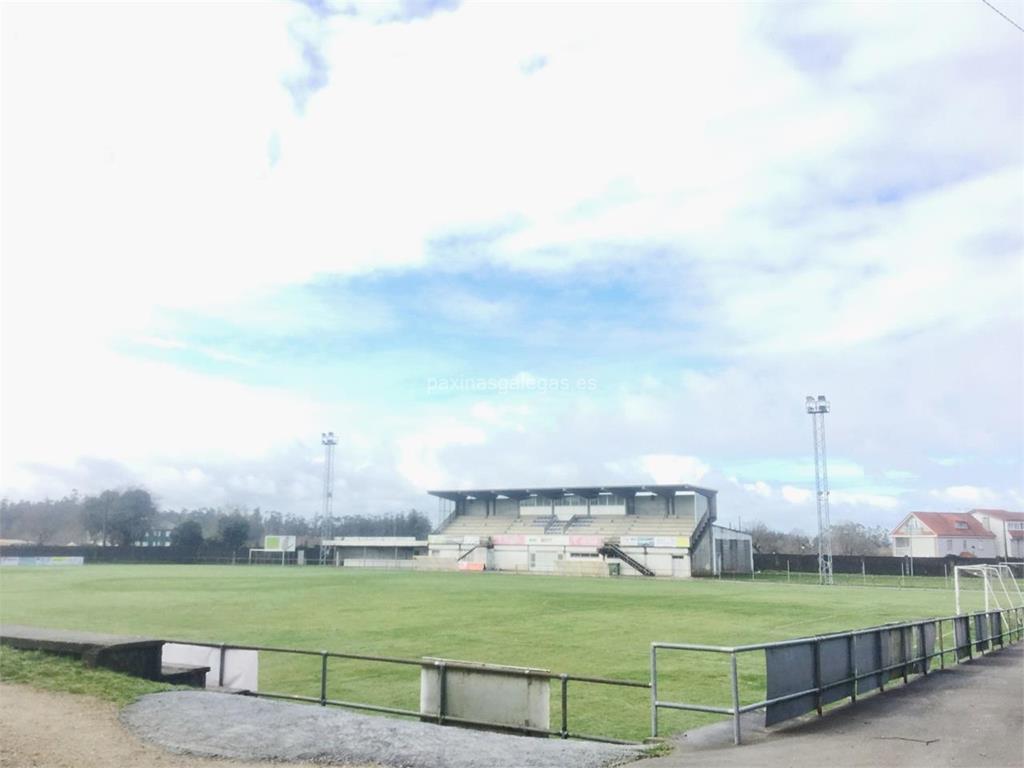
[635, 643, 1024, 768]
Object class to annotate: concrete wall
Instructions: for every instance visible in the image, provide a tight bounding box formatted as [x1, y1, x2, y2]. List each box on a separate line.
[420, 659, 549, 733]
[694, 494, 708, 518]
[333, 546, 422, 560]
[494, 498, 519, 516]
[491, 547, 529, 571]
[674, 494, 697, 519]
[342, 559, 420, 569]
[634, 495, 668, 516]
[428, 536, 698, 578]
[671, 556, 691, 578]
[465, 499, 489, 516]
[553, 559, 608, 577]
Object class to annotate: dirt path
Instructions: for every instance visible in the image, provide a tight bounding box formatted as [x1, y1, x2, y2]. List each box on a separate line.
[0, 684, 331, 768]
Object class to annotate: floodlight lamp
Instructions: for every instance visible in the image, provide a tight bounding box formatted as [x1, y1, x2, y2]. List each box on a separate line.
[805, 395, 816, 413]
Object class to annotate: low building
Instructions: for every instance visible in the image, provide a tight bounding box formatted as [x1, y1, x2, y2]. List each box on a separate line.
[890, 512, 996, 558]
[425, 484, 752, 578]
[134, 528, 173, 547]
[969, 509, 1024, 559]
[321, 536, 428, 567]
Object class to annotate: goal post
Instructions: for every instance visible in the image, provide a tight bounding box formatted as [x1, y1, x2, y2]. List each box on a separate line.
[954, 564, 1024, 615]
[247, 535, 302, 566]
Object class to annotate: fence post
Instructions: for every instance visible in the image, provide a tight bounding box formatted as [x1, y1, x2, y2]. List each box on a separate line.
[938, 619, 945, 670]
[919, 624, 927, 676]
[320, 652, 328, 706]
[650, 645, 659, 738]
[559, 674, 569, 738]
[955, 567, 961, 615]
[730, 652, 741, 746]
[814, 639, 823, 716]
[218, 644, 227, 688]
[878, 631, 885, 692]
[849, 634, 857, 703]
[438, 663, 447, 725]
[787, 560, 790, 583]
[902, 627, 910, 684]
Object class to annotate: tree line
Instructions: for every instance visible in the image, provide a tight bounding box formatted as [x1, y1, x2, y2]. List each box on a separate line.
[746, 520, 891, 556]
[0, 489, 432, 548]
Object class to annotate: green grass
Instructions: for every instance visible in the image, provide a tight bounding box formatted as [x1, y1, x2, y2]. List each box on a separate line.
[0, 565, 988, 740]
[0, 646, 180, 705]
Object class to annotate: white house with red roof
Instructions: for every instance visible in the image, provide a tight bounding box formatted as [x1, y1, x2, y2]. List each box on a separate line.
[969, 509, 1024, 559]
[890, 512, 996, 558]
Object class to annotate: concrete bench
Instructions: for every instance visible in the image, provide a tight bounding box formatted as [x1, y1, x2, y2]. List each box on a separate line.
[0, 624, 207, 687]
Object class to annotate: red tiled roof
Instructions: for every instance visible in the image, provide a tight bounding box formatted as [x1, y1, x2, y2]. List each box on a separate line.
[909, 512, 995, 538]
[969, 508, 1024, 522]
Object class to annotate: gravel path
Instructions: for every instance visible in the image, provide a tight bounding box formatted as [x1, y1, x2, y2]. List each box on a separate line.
[0, 684, 327, 768]
[121, 691, 642, 768]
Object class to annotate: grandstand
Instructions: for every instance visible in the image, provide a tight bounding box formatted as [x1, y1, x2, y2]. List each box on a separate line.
[425, 484, 751, 578]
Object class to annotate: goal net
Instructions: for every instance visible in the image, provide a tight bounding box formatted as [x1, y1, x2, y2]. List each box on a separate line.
[954, 564, 1024, 616]
[247, 549, 300, 566]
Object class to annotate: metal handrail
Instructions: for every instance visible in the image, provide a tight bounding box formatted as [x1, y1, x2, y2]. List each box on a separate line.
[163, 636, 649, 744]
[650, 605, 1024, 746]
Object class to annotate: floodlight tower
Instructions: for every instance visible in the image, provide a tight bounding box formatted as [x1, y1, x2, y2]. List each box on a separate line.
[806, 395, 834, 585]
[319, 431, 337, 565]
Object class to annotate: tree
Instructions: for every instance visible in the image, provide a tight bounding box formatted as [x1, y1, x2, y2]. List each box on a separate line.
[828, 521, 891, 556]
[1, 494, 85, 545]
[82, 489, 156, 546]
[748, 522, 812, 554]
[109, 489, 158, 546]
[170, 520, 204, 548]
[82, 490, 120, 546]
[217, 515, 250, 548]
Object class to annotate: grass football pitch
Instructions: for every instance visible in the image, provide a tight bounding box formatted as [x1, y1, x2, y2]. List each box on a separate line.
[0, 565, 989, 741]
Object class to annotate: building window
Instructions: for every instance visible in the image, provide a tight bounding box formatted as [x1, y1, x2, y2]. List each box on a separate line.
[955, 521, 968, 530]
[946, 539, 953, 552]
[553, 495, 587, 507]
[894, 537, 910, 547]
[592, 494, 625, 506]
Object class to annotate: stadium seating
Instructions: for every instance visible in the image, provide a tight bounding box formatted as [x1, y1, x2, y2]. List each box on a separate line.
[437, 512, 696, 541]
[438, 515, 515, 537]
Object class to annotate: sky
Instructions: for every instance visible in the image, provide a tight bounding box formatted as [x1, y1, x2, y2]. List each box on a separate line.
[1, 0, 1022, 533]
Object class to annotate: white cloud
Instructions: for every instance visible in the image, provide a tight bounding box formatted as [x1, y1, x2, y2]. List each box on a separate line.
[743, 481, 773, 499]
[395, 419, 488, 490]
[931, 485, 999, 505]
[1, 2, 1020, 526]
[781, 486, 813, 504]
[831, 491, 900, 510]
[638, 454, 711, 485]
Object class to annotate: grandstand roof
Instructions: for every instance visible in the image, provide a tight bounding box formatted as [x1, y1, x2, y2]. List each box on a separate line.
[427, 484, 717, 501]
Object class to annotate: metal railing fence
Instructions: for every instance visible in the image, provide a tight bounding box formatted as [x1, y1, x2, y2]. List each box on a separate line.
[164, 637, 649, 744]
[651, 606, 1024, 745]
